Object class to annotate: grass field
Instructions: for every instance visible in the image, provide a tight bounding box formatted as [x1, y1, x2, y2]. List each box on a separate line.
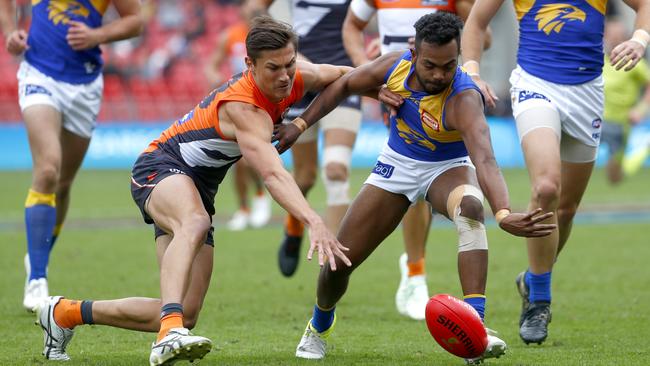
[1, 168, 649, 365]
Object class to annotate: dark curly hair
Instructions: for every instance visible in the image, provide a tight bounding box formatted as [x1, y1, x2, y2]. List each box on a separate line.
[414, 12, 464, 51]
[246, 15, 298, 62]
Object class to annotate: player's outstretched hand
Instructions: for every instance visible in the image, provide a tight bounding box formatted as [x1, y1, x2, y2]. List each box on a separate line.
[306, 219, 351, 271]
[66, 21, 101, 50]
[499, 208, 556, 238]
[273, 121, 302, 154]
[5, 30, 28, 56]
[470, 75, 499, 109]
[610, 39, 645, 72]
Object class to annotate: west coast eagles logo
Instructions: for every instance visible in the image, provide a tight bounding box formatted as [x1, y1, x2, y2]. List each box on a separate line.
[534, 4, 586, 35]
[33, 0, 90, 25]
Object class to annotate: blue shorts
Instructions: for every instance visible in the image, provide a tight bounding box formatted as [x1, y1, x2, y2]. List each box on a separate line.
[130, 149, 216, 246]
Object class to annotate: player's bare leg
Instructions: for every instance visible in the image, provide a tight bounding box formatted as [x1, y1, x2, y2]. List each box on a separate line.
[296, 185, 409, 359]
[22, 105, 63, 311]
[322, 128, 356, 233]
[427, 165, 506, 363]
[519, 122, 561, 345]
[54, 129, 90, 244]
[556, 160, 594, 255]
[278, 139, 318, 277]
[35, 233, 214, 361]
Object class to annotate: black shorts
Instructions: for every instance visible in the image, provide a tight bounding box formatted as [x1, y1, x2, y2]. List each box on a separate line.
[130, 149, 216, 246]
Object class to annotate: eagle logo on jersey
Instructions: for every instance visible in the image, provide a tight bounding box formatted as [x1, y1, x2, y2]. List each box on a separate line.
[534, 4, 586, 35]
[396, 118, 437, 151]
[44, 0, 90, 25]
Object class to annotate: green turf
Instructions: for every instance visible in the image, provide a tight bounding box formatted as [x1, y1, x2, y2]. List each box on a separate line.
[1, 168, 649, 365]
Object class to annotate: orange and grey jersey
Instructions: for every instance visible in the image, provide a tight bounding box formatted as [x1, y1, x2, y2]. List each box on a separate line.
[351, 0, 457, 55]
[144, 69, 305, 184]
[515, 0, 606, 84]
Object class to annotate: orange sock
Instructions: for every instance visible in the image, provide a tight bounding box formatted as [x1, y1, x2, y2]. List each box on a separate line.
[157, 313, 184, 342]
[285, 214, 304, 237]
[53, 299, 83, 329]
[407, 258, 425, 277]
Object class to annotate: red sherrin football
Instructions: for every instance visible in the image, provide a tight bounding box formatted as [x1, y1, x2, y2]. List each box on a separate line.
[425, 294, 488, 359]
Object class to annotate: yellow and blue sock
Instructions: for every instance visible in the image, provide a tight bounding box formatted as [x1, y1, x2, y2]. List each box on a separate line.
[311, 304, 335, 333]
[463, 294, 486, 322]
[526, 270, 552, 303]
[25, 189, 56, 280]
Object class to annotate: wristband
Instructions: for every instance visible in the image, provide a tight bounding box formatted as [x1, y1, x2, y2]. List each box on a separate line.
[495, 209, 511, 224]
[292, 117, 308, 133]
[631, 29, 650, 49]
[463, 60, 480, 75]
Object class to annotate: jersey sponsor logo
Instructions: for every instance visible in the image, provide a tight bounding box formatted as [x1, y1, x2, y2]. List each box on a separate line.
[518, 90, 550, 103]
[534, 4, 586, 35]
[45, 0, 90, 25]
[24, 84, 52, 96]
[422, 0, 449, 5]
[372, 160, 395, 178]
[421, 110, 440, 132]
[592, 132, 600, 140]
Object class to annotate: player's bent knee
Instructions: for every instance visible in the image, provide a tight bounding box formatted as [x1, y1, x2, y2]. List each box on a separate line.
[532, 179, 560, 208]
[179, 213, 212, 246]
[446, 185, 487, 252]
[458, 196, 484, 222]
[322, 146, 352, 206]
[34, 165, 60, 189]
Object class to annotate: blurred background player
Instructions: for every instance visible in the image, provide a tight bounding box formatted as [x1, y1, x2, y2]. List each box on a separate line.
[603, 17, 650, 184]
[279, 12, 557, 362]
[0, 0, 143, 311]
[462, 0, 650, 345]
[267, 0, 363, 277]
[341, 0, 491, 320]
[204, 0, 271, 230]
[33, 16, 353, 365]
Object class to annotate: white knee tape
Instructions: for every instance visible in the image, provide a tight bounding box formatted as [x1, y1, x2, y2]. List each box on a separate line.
[446, 184, 484, 219]
[322, 145, 352, 206]
[455, 215, 488, 252]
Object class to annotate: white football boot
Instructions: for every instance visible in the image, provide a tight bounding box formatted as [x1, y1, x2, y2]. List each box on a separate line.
[395, 253, 428, 320]
[36, 296, 74, 361]
[465, 328, 507, 365]
[149, 327, 212, 366]
[227, 209, 249, 231]
[296, 317, 336, 360]
[249, 194, 271, 228]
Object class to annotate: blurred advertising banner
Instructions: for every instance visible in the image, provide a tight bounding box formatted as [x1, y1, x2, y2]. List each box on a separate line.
[0, 119, 649, 170]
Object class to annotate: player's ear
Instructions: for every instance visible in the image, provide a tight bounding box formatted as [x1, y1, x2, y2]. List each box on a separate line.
[245, 56, 255, 72]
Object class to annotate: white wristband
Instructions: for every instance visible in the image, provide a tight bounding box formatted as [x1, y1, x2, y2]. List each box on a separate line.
[631, 29, 650, 49]
[463, 60, 480, 75]
[350, 0, 376, 22]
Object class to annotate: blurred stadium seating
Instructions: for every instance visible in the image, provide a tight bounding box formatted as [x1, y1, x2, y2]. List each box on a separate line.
[0, 0, 243, 122]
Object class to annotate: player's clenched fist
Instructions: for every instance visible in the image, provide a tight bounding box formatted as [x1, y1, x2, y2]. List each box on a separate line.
[5, 30, 28, 55]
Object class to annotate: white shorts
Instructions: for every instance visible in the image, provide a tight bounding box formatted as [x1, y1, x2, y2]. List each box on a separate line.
[509, 65, 603, 149]
[293, 106, 362, 143]
[364, 144, 475, 203]
[17, 60, 103, 139]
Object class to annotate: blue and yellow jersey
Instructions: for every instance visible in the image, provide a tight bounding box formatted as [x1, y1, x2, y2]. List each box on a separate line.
[515, 0, 606, 84]
[25, 0, 110, 84]
[383, 51, 480, 162]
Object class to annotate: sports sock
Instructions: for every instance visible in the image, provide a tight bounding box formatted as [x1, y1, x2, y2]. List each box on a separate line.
[285, 214, 304, 237]
[53, 299, 93, 329]
[407, 258, 425, 277]
[526, 270, 552, 303]
[463, 294, 486, 322]
[25, 189, 56, 280]
[311, 304, 335, 333]
[158, 303, 184, 342]
[51, 224, 62, 247]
